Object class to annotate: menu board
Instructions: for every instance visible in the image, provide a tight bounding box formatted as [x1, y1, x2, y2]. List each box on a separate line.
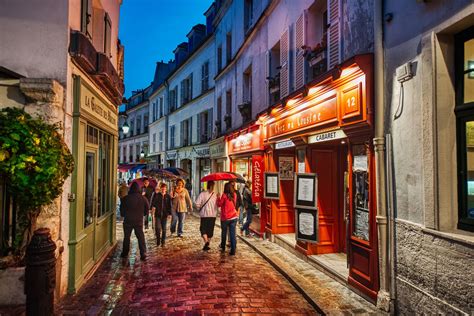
[354, 207, 369, 241]
[296, 208, 318, 243]
[294, 173, 318, 210]
[264, 172, 280, 199]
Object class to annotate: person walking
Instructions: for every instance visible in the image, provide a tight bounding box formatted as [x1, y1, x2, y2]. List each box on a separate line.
[195, 181, 218, 251]
[141, 178, 154, 230]
[217, 182, 239, 255]
[170, 178, 193, 237]
[241, 180, 254, 236]
[120, 182, 149, 261]
[118, 181, 129, 200]
[150, 183, 172, 247]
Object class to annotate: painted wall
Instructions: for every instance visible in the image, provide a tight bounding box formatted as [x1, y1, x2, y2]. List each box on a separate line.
[383, 0, 474, 313]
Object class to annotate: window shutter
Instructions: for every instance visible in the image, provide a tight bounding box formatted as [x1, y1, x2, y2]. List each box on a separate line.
[201, 64, 205, 92]
[180, 121, 184, 147]
[280, 28, 290, 97]
[180, 81, 185, 105]
[104, 13, 112, 56]
[197, 114, 202, 143]
[207, 108, 213, 141]
[189, 74, 193, 100]
[327, 0, 341, 69]
[295, 12, 307, 89]
[188, 118, 193, 146]
[265, 50, 271, 106]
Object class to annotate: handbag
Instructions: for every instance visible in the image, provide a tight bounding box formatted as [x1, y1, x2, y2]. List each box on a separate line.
[197, 192, 214, 212]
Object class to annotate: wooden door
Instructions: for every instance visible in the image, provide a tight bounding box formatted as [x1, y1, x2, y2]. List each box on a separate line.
[309, 148, 341, 254]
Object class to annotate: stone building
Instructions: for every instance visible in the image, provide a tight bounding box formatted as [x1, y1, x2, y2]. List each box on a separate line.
[381, 1, 474, 314]
[0, 0, 124, 302]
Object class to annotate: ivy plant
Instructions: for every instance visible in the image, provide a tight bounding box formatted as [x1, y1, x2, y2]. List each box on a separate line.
[0, 107, 74, 261]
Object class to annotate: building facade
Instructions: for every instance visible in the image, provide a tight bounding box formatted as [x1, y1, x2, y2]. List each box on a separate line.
[0, 0, 124, 299]
[382, 1, 474, 314]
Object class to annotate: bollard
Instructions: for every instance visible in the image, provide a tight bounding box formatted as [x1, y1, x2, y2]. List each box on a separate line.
[25, 228, 57, 316]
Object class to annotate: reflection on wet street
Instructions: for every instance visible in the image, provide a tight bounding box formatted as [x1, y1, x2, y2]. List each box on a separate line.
[57, 215, 317, 315]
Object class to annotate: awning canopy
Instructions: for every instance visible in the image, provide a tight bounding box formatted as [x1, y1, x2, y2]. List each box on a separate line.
[117, 164, 146, 173]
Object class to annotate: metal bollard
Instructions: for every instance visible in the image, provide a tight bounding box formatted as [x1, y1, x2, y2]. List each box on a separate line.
[25, 228, 57, 316]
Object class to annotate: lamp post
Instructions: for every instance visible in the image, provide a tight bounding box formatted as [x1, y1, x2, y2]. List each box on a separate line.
[121, 121, 130, 135]
[140, 149, 145, 159]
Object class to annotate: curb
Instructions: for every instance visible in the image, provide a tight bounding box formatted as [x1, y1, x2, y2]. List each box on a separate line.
[191, 212, 325, 315]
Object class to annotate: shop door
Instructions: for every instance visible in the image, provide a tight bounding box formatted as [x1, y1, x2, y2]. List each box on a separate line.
[310, 148, 342, 254]
[347, 145, 379, 302]
[83, 148, 99, 268]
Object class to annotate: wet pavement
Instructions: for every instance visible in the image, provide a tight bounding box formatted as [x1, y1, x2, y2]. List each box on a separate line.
[56, 215, 317, 315]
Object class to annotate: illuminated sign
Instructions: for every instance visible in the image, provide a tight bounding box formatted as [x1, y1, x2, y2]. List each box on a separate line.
[308, 129, 347, 144]
[267, 96, 337, 139]
[275, 140, 295, 149]
[228, 128, 262, 155]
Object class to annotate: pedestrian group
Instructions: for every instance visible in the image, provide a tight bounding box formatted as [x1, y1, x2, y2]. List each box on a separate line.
[118, 176, 255, 261]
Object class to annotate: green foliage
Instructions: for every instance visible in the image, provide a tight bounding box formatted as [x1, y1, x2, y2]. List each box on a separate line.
[0, 107, 74, 251]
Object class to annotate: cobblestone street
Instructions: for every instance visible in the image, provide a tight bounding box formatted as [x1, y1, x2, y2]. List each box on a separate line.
[57, 215, 317, 315]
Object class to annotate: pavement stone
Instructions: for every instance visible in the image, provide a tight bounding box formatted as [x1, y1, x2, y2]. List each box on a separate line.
[56, 215, 318, 315]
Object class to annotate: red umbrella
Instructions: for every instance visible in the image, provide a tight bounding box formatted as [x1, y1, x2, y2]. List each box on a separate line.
[200, 172, 238, 182]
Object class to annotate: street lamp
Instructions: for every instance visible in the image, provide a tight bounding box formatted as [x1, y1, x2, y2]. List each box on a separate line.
[121, 121, 130, 134]
[140, 149, 145, 158]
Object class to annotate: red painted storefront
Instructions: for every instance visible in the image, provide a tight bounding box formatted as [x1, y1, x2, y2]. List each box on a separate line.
[262, 54, 379, 302]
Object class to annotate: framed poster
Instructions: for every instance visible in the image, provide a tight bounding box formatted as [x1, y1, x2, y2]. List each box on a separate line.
[264, 172, 279, 199]
[279, 156, 294, 180]
[296, 208, 318, 243]
[294, 173, 318, 210]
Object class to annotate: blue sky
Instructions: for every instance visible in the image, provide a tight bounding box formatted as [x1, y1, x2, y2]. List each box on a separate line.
[119, 0, 214, 98]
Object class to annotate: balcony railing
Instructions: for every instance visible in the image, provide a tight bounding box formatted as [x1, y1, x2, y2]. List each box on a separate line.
[69, 31, 124, 106]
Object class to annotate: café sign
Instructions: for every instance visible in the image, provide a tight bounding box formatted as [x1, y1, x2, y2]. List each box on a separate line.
[81, 83, 117, 131]
[275, 140, 295, 149]
[308, 129, 347, 144]
[268, 96, 337, 139]
[228, 128, 262, 155]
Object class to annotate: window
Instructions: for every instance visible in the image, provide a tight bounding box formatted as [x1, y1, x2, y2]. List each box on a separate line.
[226, 33, 232, 64]
[180, 118, 192, 147]
[104, 13, 112, 57]
[197, 109, 213, 143]
[152, 101, 157, 121]
[217, 45, 223, 72]
[269, 41, 281, 105]
[180, 74, 193, 105]
[201, 61, 210, 93]
[169, 87, 178, 112]
[136, 144, 140, 162]
[81, 0, 93, 38]
[144, 115, 148, 133]
[152, 133, 156, 153]
[122, 145, 127, 162]
[159, 97, 164, 117]
[136, 116, 142, 135]
[216, 96, 222, 137]
[307, 3, 328, 80]
[159, 131, 164, 152]
[129, 145, 133, 162]
[129, 119, 134, 137]
[244, 0, 253, 33]
[170, 125, 176, 149]
[243, 65, 252, 102]
[225, 89, 232, 130]
[455, 26, 474, 232]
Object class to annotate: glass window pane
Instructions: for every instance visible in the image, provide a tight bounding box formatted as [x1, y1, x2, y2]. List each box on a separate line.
[85, 152, 95, 227]
[465, 121, 474, 219]
[464, 38, 474, 104]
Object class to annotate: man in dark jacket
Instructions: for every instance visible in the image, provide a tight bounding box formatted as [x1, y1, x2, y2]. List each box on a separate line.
[120, 182, 149, 261]
[150, 183, 172, 247]
[141, 178, 154, 230]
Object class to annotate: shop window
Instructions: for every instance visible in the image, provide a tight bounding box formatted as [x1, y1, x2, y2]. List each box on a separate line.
[352, 144, 369, 241]
[455, 26, 474, 232]
[97, 133, 112, 218]
[84, 152, 95, 227]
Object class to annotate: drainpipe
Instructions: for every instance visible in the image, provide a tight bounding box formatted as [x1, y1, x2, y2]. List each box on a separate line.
[373, 0, 391, 313]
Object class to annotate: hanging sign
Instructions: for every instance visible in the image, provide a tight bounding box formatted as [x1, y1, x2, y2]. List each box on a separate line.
[252, 155, 264, 203]
[275, 140, 295, 149]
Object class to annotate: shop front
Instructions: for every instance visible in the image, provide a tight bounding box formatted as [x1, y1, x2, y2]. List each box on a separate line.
[226, 124, 265, 237]
[68, 76, 118, 293]
[263, 54, 379, 302]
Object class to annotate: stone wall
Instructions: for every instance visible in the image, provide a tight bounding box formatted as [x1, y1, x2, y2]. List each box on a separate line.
[395, 219, 474, 315]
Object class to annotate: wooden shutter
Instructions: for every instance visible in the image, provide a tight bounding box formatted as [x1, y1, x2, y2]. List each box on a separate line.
[81, 0, 93, 37]
[189, 74, 193, 100]
[265, 50, 271, 106]
[280, 29, 290, 97]
[196, 114, 201, 144]
[188, 118, 193, 146]
[180, 81, 185, 105]
[207, 108, 213, 141]
[104, 13, 112, 56]
[180, 121, 184, 147]
[295, 12, 307, 89]
[327, 0, 341, 69]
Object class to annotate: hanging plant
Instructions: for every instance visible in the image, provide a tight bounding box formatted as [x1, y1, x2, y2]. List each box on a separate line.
[0, 107, 74, 262]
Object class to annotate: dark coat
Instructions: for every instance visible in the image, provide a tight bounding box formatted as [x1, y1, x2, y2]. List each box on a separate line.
[120, 184, 150, 226]
[150, 192, 172, 219]
[142, 185, 154, 203]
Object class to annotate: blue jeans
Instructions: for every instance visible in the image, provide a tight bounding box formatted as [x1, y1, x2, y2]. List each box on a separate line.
[242, 208, 253, 235]
[220, 218, 237, 254]
[155, 217, 168, 245]
[170, 210, 178, 233]
[177, 212, 186, 235]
